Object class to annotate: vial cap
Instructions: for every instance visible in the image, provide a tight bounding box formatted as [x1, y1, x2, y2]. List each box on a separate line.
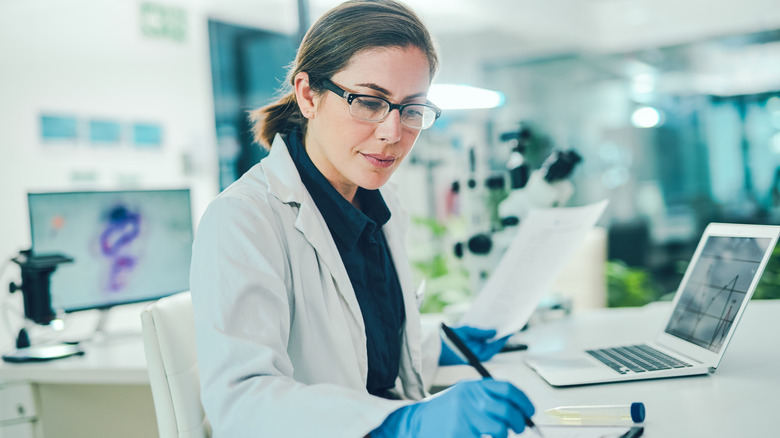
[630, 402, 646, 422]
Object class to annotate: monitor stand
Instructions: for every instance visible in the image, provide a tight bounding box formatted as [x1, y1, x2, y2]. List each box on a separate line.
[84, 307, 143, 345]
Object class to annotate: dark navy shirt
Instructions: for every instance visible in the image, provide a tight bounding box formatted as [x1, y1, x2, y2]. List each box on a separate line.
[284, 131, 406, 399]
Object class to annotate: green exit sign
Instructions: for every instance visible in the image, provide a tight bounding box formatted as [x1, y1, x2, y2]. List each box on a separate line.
[140, 2, 187, 43]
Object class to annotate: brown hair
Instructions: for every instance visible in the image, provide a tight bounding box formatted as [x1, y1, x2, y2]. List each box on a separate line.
[249, 0, 439, 149]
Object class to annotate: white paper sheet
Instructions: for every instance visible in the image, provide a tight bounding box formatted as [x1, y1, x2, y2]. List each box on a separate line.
[459, 200, 608, 338]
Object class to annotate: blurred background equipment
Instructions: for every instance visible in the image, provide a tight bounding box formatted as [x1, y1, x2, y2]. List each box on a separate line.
[2, 189, 195, 363]
[9, 250, 73, 325]
[451, 124, 584, 296]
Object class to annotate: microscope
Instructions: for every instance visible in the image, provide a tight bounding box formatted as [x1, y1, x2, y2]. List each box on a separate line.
[3, 249, 84, 362]
[498, 148, 582, 222]
[452, 124, 583, 293]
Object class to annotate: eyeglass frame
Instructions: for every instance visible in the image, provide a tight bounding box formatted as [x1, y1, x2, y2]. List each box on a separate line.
[319, 78, 442, 129]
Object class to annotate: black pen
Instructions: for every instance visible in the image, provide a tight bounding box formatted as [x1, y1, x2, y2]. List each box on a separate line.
[620, 426, 644, 438]
[440, 323, 545, 438]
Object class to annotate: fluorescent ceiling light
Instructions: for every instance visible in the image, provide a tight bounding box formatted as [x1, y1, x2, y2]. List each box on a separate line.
[428, 84, 504, 110]
[631, 106, 662, 128]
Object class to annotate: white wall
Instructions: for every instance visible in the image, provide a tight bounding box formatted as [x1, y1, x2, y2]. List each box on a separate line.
[0, 0, 222, 327]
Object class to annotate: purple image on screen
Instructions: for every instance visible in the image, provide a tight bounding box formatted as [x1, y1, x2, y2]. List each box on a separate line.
[100, 205, 142, 292]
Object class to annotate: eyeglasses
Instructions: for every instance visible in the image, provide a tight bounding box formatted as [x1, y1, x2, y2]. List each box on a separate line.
[320, 79, 441, 130]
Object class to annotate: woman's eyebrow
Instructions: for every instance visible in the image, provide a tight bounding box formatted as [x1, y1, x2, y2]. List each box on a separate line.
[355, 82, 427, 101]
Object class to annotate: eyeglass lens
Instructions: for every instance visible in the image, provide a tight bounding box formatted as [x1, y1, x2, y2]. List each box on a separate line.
[350, 96, 437, 129]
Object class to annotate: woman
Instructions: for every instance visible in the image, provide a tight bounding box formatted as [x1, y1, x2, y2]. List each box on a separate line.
[190, 1, 536, 437]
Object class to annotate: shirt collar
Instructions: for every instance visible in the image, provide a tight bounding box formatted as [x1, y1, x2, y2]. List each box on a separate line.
[284, 131, 391, 249]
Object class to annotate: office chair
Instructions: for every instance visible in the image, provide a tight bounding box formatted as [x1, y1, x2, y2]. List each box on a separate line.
[141, 292, 211, 438]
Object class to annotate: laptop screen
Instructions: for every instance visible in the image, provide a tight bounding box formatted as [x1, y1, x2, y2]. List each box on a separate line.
[28, 189, 193, 312]
[664, 235, 773, 353]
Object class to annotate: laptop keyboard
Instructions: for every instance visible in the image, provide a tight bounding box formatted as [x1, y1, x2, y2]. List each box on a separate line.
[586, 344, 693, 374]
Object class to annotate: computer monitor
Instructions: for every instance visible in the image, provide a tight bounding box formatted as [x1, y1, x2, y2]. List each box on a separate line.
[27, 189, 194, 314]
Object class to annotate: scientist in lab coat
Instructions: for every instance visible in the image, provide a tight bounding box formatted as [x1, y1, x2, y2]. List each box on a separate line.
[190, 1, 536, 437]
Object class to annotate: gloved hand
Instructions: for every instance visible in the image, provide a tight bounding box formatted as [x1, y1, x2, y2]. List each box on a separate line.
[371, 379, 535, 438]
[439, 325, 510, 365]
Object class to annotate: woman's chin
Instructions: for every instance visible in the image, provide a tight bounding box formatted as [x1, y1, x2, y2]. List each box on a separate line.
[358, 174, 392, 191]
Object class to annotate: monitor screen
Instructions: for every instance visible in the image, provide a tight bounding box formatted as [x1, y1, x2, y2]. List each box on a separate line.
[27, 189, 193, 312]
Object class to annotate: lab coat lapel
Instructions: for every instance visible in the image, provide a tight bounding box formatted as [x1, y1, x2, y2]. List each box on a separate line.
[382, 205, 414, 322]
[381, 187, 426, 398]
[295, 201, 365, 329]
[263, 135, 366, 336]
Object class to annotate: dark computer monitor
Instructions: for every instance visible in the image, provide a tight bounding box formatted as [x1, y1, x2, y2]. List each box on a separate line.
[27, 189, 194, 314]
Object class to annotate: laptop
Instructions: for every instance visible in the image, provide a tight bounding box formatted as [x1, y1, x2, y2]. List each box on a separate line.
[525, 222, 780, 387]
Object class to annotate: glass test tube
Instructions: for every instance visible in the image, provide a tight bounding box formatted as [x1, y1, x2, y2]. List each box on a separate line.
[543, 402, 645, 426]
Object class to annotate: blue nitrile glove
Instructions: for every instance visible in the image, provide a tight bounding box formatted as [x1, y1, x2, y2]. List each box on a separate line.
[439, 325, 510, 365]
[371, 379, 535, 438]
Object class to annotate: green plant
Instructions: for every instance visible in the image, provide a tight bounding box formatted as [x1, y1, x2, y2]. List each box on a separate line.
[753, 246, 780, 300]
[409, 216, 471, 314]
[413, 254, 471, 313]
[605, 260, 662, 307]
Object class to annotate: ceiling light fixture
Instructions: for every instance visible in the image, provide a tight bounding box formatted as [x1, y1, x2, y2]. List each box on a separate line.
[631, 106, 662, 128]
[428, 84, 504, 110]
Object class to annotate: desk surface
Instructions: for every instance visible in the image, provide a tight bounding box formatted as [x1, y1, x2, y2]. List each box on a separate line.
[434, 300, 780, 437]
[3, 300, 779, 436]
[0, 304, 149, 385]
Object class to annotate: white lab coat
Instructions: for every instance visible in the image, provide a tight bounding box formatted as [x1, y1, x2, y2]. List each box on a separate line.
[190, 134, 441, 437]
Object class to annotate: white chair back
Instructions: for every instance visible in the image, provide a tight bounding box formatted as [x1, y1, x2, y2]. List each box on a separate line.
[141, 292, 211, 438]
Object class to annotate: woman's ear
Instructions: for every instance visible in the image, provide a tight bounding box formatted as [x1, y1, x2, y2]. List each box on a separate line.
[294, 72, 317, 119]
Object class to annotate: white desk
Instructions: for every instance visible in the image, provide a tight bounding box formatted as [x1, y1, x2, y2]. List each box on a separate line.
[2, 300, 778, 437]
[434, 300, 780, 437]
[0, 304, 157, 438]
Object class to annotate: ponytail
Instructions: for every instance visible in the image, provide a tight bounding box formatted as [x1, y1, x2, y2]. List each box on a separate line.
[249, 92, 304, 149]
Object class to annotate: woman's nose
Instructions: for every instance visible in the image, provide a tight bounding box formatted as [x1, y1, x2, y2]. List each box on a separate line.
[376, 109, 403, 143]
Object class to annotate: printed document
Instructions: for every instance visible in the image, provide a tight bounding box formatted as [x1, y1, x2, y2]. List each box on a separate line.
[459, 200, 608, 338]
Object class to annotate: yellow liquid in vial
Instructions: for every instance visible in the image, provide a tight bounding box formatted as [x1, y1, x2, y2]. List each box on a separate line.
[544, 404, 643, 426]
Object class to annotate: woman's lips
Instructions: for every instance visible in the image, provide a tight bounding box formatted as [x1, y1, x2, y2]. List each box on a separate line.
[362, 153, 396, 168]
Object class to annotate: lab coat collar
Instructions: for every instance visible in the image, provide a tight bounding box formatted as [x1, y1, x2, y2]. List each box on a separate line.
[284, 130, 389, 250]
[262, 134, 367, 340]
